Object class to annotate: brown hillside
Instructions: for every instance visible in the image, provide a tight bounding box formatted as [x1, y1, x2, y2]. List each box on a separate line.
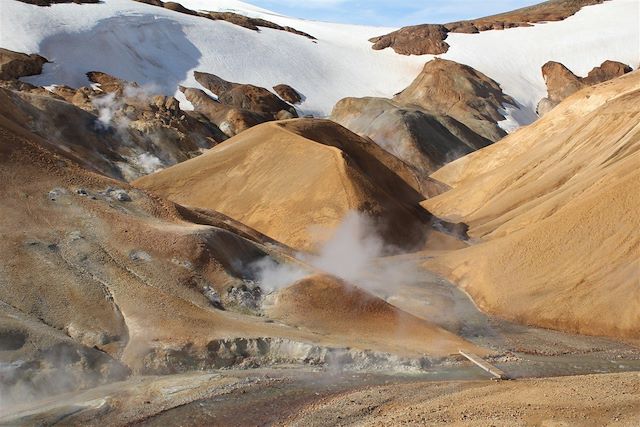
[267, 275, 481, 357]
[422, 72, 640, 339]
[134, 119, 437, 252]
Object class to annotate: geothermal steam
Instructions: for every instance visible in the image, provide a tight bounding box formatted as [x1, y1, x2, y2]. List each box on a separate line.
[253, 211, 422, 293]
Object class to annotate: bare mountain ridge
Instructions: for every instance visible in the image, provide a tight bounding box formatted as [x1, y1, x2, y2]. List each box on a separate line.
[370, 0, 607, 55]
[331, 58, 515, 181]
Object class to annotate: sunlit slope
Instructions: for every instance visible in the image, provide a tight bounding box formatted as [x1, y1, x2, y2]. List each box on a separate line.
[423, 72, 640, 339]
[134, 119, 433, 252]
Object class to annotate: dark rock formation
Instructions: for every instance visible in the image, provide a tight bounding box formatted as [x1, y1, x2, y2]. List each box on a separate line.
[370, 0, 607, 55]
[182, 71, 299, 136]
[180, 86, 268, 137]
[86, 71, 130, 94]
[331, 59, 515, 180]
[369, 24, 449, 56]
[133, 0, 316, 40]
[583, 60, 632, 85]
[205, 12, 316, 39]
[195, 71, 297, 119]
[447, 0, 605, 33]
[537, 59, 632, 115]
[0, 48, 48, 80]
[394, 59, 516, 142]
[273, 84, 302, 104]
[332, 97, 491, 178]
[15, 0, 98, 5]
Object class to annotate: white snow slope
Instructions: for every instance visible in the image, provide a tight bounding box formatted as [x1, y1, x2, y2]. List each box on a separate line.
[0, 0, 638, 128]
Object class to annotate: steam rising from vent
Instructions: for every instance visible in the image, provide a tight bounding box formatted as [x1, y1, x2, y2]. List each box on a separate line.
[250, 257, 308, 291]
[252, 211, 419, 293]
[137, 153, 163, 174]
[302, 212, 385, 283]
[89, 82, 173, 177]
[91, 83, 160, 130]
[92, 92, 118, 130]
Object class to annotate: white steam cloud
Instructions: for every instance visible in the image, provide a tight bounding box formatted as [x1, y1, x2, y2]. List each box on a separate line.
[92, 92, 118, 130]
[300, 212, 385, 283]
[91, 82, 160, 130]
[136, 153, 163, 174]
[252, 211, 416, 294]
[251, 257, 308, 291]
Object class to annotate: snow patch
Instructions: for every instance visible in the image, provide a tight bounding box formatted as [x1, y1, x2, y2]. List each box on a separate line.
[0, 0, 637, 129]
[498, 103, 540, 133]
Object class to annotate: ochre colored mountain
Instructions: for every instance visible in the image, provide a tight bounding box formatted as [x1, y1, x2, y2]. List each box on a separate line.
[422, 71, 640, 339]
[134, 119, 443, 252]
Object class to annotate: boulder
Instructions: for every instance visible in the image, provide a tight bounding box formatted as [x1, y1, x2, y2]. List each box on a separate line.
[537, 60, 633, 116]
[0, 48, 48, 80]
[369, 24, 449, 55]
[273, 84, 302, 104]
[194, 71, 298, 119]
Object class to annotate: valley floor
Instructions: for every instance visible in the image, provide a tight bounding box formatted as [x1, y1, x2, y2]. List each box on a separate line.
[2, 265, 639, 426]
[2, 367, 639, 426]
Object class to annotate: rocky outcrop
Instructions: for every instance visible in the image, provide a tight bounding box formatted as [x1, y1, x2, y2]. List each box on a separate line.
[181, 72, 299, 137]
[331, 97, 490, 181]
[370, 0, 607, 55]
[331, 59, 513, 180]
[446, 0, 606, 33]
[0, 48, 48, 80]
[205, 12, 316, 40]
[541, 62, 585, 102]
[86, 70, 131, 94]
[395, 59, 515, 142]
[180, 86, 268, 137]
[537, 60, 632, 115]
[1, 70, 225, 180]
[273, 84, 302, 104]
[194, 71, 298, 119]
[583, 60, 632, 84]
[133, 0, 316, 40]
[369, 24, 449, 56]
